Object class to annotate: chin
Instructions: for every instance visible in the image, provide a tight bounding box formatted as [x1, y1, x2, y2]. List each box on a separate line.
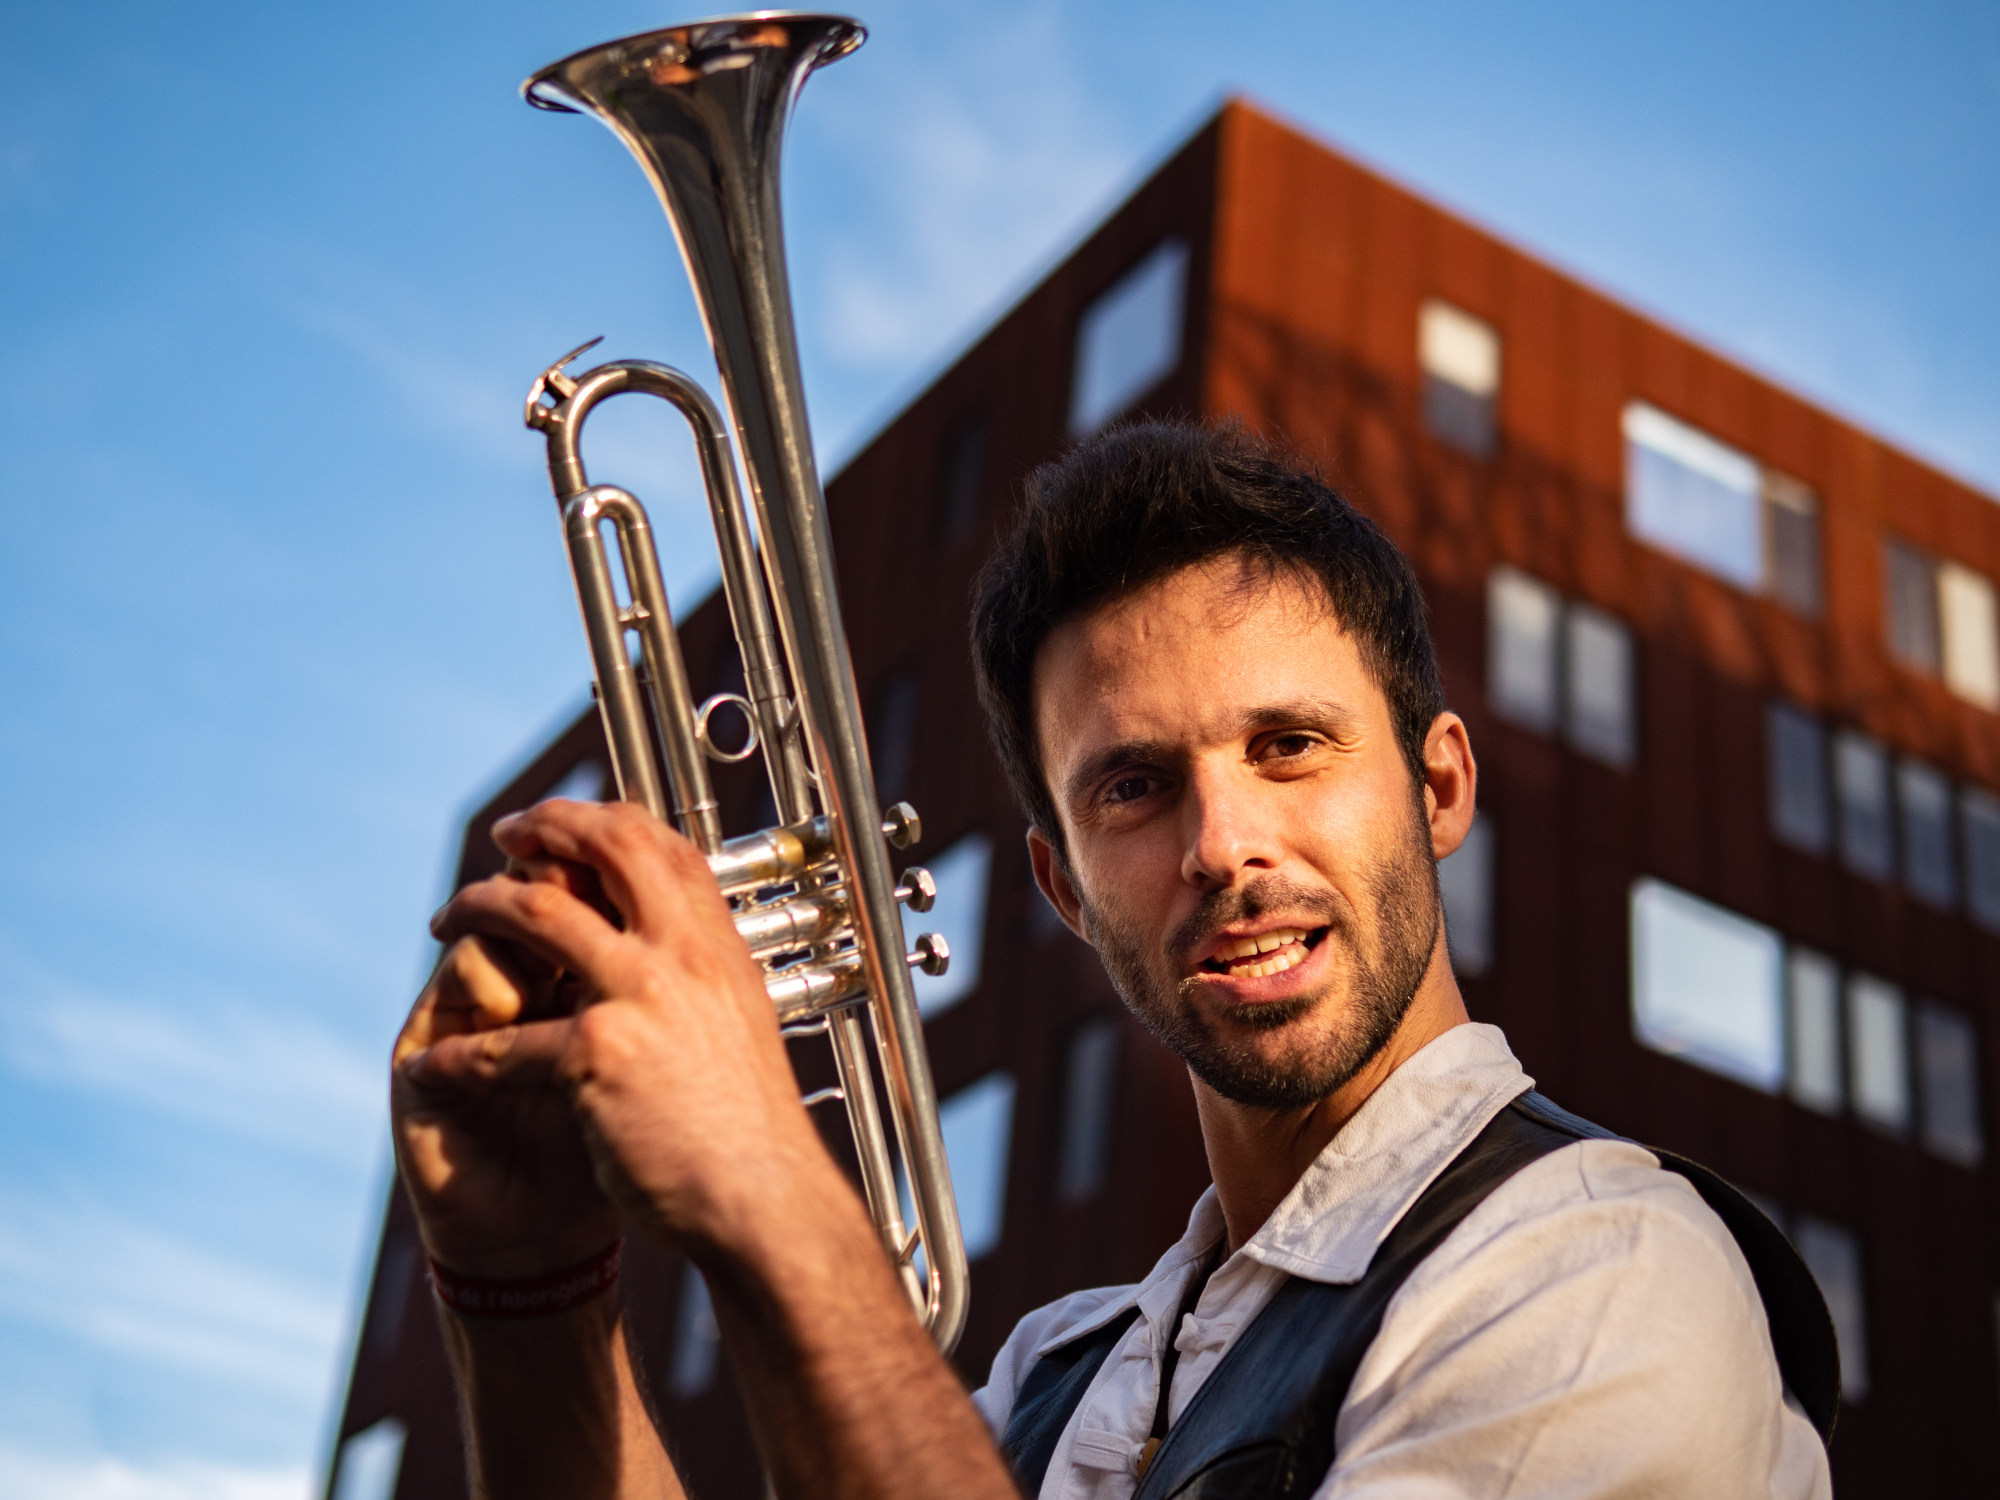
[1209, 989, 1320, 1036]
[1173, 978, 1413, 1111]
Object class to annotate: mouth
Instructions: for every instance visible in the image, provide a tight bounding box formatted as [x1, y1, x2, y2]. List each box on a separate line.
[1197, 926, 1329, 981]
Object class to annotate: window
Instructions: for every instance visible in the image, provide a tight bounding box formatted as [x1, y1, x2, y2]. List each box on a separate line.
[1846, 975, 1910, 1134]
[1487, 566, 1560, 732]
[1624, 403, 1763, 589]
[1833, 730, 1893, 881]
[936, 414, 988, 544]
[1564, 603, 1635, 766]
[940, 1071, 1017, 1260]
[1487, 569, 1636, 765]
[1439, 811, 1495, 977]
[1633, 890, 1988, 1145]
[1069, 238, 1189, 436]
[1964, 788, 2000, 933]
[1793, 1215, 1869, 1402]
[1630, 878, 1784, 1092]
[1897, 758, 1957, 908]
[905, 832, 992, 1018]
[1622, 403, 1821, 609]
[1941, 562, 2000, 708]
[1765, 474, 1822, 616]
[868, 670, 921, 804]
[1786, 948, 1844, 1115]
[1884, 538, 1942, 674]
[332, 1418, 407, 1500]
[1767, 702, 1830, 854]
[1418, 299, 1499, 456]
[669, 1265, 721, 1397]
[1056, 1018, 1121, 1202]
[1883, 539, 2000, 709]
[1916, 1002, 1984, 1167]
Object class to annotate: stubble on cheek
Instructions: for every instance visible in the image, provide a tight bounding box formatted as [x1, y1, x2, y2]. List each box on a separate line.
[1073, 800, 1441, 1110]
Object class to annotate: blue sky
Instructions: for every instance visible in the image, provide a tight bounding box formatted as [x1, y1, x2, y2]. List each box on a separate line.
[0, 1, 1993, 1495]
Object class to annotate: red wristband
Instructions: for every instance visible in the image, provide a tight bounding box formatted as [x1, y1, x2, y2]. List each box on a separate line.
[429, 1241, 622, 1318]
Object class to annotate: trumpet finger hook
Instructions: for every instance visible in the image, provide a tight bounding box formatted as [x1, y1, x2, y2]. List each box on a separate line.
[524, 336, 606, 429]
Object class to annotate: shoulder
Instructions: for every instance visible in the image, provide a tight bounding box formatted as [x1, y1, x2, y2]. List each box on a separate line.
[968, 1282, 1141, 1439]
[1386, 1136, 1767, 1362]
[1329, 1139, 1828, 1497]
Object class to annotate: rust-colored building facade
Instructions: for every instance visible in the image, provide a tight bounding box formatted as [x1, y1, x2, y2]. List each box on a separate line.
[326, 102, 1999, 1497]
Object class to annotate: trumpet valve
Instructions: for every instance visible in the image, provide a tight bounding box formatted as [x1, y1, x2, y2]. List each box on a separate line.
[908, 933, 950, 977]
[895, 867, 936, 913]
[881, 801, 921, 849]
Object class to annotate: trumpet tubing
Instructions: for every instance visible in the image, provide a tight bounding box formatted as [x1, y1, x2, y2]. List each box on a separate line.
[519, 15, 969, 1351]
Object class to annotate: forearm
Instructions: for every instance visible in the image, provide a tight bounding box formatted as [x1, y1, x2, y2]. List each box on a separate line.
[700, 1167, 1019, 1500]
[438, 1292, 684, 1500]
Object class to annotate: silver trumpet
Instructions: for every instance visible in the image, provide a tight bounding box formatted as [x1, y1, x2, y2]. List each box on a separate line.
[519, 14, 968, 1351]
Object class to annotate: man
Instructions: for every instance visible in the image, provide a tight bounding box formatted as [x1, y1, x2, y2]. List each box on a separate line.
[393, 422, 1834, 1499]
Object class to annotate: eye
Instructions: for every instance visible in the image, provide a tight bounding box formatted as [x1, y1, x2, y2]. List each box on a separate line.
[1261, 732, 1320, 760]
[1105, 774, 1155, 805]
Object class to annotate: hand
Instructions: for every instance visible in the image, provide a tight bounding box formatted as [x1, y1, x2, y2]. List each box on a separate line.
[391, 848, 621, 1279]
[427, 800, 848, 1260]
[423, 802, 1016, 1500]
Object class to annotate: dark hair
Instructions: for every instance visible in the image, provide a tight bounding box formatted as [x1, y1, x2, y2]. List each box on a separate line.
[970, 420, 1445, 860]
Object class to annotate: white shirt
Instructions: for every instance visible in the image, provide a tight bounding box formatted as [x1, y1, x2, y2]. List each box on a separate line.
[973, 1024, 1831, 1499]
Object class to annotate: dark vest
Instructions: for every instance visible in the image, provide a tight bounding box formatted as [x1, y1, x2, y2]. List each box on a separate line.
[999, 1091, 1839, 1500]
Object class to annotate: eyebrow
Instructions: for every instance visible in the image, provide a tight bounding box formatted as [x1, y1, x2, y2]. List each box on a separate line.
[1061, 696, 1365, 808]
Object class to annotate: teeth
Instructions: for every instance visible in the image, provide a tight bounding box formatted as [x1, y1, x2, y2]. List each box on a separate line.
[1228, 946, 1303, 978]
[1218, 928, 1308, 963]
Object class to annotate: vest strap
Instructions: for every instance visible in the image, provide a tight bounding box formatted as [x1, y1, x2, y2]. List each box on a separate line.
[999, 1092, 1839, 1499]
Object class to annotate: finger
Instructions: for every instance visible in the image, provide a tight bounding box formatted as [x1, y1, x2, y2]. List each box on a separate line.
[402, 1015, 574, 1091]
[493, 800, 728, 944]
[432, 872, 626, 985]
[505, 848, 617, 925]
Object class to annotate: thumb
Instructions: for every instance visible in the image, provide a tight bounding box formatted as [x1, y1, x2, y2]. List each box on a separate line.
[394, 936, 545, 1068]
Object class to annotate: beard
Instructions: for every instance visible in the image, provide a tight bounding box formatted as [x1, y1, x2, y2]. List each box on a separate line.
[1077, 798, 1442, 1110]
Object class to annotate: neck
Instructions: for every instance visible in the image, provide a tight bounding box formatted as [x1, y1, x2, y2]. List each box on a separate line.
[1194, 932, 1469, 1251]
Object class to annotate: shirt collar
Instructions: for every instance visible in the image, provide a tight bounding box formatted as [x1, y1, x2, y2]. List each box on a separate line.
[1026, 1022, 1532, 1358]
[1241, 1022, 1532, 1283]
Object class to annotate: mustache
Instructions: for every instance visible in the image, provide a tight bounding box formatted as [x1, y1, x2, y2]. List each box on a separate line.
[1167, 874, 1351, 968]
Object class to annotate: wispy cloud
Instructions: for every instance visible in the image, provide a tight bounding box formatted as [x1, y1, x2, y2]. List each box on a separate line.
[0, 1190, 343, 1402]
[284, 294, 524, 460]
[806, 0, 1134, 378]
[0, 1442, 304, 1500]
[0, 945, 381, 1161]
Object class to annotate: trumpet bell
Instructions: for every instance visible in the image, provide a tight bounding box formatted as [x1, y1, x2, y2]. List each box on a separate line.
[523, 15, 864, 507]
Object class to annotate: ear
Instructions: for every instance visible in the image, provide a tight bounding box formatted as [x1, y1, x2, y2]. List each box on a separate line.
[1026, 827, 1092, 944]
[1421, 711, 1478, 862]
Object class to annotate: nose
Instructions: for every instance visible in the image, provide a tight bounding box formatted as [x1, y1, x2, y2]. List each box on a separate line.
[1179, 759, 1283, 891]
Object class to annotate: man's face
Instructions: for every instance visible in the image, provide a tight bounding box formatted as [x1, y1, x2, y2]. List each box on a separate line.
[1030, 556, 1453, 1110]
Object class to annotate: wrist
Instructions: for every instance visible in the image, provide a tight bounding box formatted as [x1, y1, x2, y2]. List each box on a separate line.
[431, 1240, 623, 1319]
[694, 1158, 901, 1322]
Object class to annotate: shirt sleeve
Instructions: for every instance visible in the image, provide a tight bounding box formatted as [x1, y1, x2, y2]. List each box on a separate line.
[1318, 1140, 1831, 1500]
